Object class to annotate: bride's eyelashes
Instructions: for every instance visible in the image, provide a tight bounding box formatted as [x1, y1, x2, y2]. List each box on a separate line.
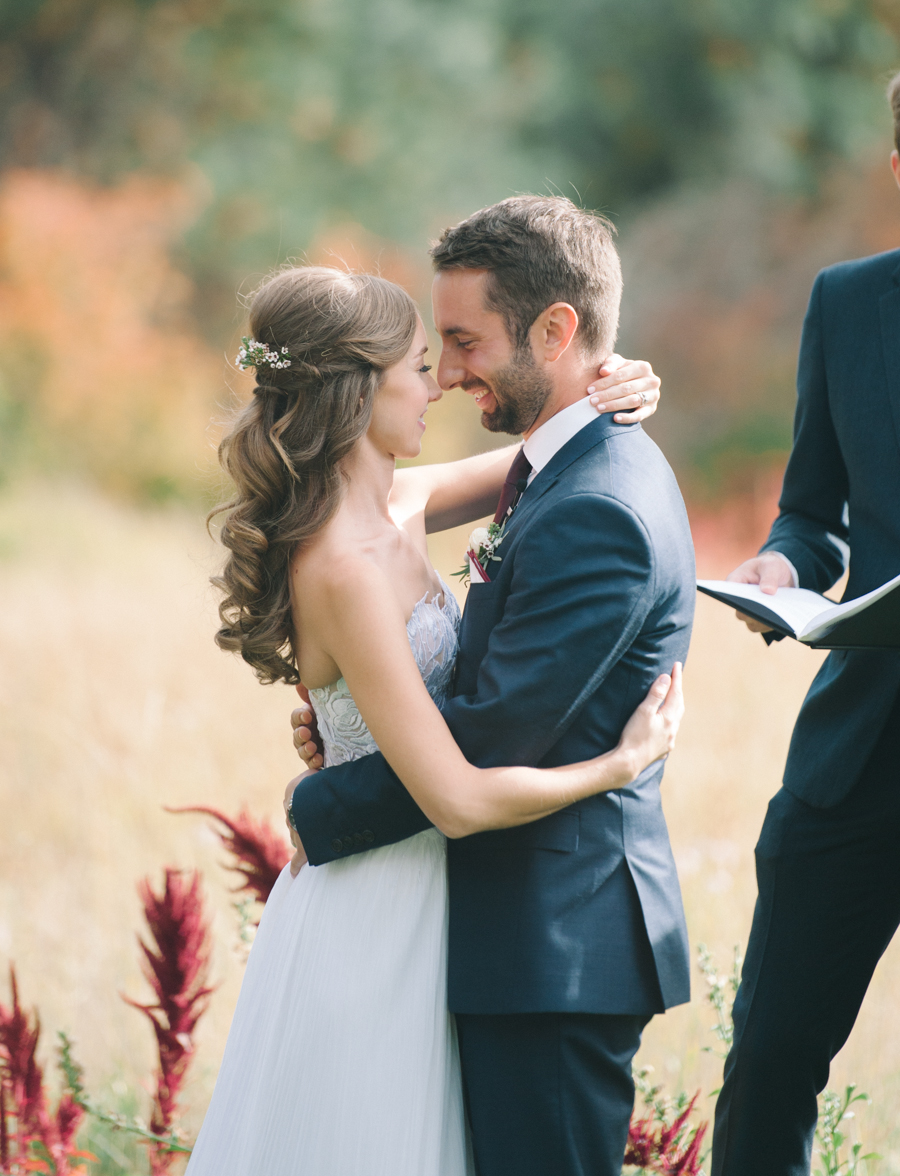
[419, 364, 432, 373]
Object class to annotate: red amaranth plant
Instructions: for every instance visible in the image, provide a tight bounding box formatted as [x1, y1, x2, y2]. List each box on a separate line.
[0, 967, 92, 1175]
[167, 806, 291, 906]
[123, 870, 213, 1175]
[624, 1091, 708, 1175]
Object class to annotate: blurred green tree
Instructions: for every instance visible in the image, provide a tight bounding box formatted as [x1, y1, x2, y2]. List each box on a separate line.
[2, 0, 897, 307]
[0, 0, 897, 498]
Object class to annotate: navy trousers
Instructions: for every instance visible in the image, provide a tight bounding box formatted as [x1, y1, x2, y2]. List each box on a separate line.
[455, 861, 661, 1175]
[712, 690, 900, 1175]
[456, 1010, 650, 1176]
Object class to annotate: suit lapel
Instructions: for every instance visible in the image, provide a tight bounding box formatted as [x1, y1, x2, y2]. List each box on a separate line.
[507, 413, 636, 531]
[879, 259, 900, 459]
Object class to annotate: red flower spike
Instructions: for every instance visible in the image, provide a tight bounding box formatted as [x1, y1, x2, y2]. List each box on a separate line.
[166, 806, 291, 907]
[0, 966, 85, 1175]
[0, 1080, 8, 1170]
[123, 869, 214, 1175]
[624, 1091, 707, 1174]
[669, 1121, 708, 1175]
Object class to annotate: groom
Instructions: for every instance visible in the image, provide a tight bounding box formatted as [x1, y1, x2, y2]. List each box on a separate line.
[289, 195, 696, 1175]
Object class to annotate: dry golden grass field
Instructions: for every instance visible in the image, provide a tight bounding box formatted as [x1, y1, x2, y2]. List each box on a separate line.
[1, 479, 898, 1166]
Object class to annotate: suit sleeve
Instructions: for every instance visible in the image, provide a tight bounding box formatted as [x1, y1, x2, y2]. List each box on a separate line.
[292, 493, 656, 864]
[760, 271, 849, 592]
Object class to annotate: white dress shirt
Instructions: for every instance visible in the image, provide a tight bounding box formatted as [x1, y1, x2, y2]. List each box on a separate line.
[522, 397, 601, 484]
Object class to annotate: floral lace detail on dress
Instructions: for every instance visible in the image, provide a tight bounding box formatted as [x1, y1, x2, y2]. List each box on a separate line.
[308, 579, 461, 769]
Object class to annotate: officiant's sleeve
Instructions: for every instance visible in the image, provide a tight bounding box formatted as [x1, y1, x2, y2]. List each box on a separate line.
[760, 271, 849, 594]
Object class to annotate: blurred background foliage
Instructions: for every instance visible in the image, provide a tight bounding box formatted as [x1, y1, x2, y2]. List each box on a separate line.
[0, 0, 898, 504]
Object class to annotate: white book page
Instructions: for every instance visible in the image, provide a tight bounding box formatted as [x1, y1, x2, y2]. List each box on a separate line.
[697, 580, 832, 636]
[799, 569, 900, 641]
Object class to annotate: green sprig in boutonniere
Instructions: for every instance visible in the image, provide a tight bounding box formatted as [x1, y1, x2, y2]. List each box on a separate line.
[453, 521, 507, 587]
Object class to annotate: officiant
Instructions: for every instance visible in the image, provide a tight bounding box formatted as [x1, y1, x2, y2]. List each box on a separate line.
[711, 75, 900, 1176]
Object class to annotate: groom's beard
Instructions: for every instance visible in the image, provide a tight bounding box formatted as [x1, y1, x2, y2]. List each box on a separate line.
[477, 347, 553, 436]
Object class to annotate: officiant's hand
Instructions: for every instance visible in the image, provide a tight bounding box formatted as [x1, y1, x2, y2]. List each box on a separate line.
[726, 553, 795, 632]
[291, 683, 323, 769]
[587, 355, 660, 424]
[284, 774, 309, 877]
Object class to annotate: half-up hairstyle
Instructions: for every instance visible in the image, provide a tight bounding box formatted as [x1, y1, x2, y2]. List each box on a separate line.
[211, 265, 418, 684]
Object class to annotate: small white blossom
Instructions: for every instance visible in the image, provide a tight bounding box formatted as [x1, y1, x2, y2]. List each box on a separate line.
[235, 336, 293, 371]
[468, 527, 490, 552]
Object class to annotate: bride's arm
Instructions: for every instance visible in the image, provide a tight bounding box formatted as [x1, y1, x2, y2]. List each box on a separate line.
[391, 443, 520, 534]
[391, 356, 663, 534]
[307, 560, 682, 840]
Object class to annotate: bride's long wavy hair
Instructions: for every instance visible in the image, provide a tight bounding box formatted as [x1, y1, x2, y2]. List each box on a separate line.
[211, 265, 418, 685]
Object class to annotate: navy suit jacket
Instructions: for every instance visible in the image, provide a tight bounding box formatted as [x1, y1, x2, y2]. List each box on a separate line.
[760, 249, 900, 806]
[292, 415, 695, 1015]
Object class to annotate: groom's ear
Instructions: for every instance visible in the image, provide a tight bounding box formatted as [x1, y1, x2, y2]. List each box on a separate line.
[530, 302, 579, 364]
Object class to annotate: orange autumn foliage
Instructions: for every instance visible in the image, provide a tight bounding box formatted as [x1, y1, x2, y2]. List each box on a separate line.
[0, 169, 232, 499]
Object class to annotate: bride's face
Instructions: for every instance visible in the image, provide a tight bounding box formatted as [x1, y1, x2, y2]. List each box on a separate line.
[368, 319, 442, 460]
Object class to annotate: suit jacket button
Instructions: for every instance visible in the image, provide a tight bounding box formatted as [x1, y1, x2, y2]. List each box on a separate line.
[331, 838, 344, 853]
[342, 835, 354, 849]
[353, 832, 364, 845]
[363, 830, 375, 843]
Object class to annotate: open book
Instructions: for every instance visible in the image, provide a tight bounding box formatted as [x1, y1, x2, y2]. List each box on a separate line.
[696, 571, 900, 649]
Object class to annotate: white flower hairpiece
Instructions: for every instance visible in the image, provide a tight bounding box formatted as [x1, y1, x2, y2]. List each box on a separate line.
[235, 336, 292, 371]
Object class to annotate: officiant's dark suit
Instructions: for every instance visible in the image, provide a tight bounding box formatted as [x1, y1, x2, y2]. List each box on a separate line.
[712, 247, 900, 1174]
[291, 413, 695, 1176]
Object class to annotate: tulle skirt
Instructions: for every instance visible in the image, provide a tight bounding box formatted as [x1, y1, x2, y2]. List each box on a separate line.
[186, 828, 471, 1176]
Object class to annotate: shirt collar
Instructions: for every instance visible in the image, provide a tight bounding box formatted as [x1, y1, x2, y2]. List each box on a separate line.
[522, 397, 600, 478]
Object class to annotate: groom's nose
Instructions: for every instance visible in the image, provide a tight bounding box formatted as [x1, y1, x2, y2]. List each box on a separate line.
[437, 345, 466, 391]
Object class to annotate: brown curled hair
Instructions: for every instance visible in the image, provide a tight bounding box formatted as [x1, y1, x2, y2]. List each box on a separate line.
[430, 195, 622, 358]
[211, 265, 418, 685]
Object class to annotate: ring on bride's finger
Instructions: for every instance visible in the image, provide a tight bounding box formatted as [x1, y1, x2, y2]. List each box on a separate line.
[638, 389, 649, 406]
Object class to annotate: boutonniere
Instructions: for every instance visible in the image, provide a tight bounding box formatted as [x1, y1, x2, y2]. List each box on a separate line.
[452, 521, 508, 587]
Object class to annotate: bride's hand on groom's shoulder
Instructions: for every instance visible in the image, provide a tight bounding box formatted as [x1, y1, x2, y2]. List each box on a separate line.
[586, 355, 661, 424]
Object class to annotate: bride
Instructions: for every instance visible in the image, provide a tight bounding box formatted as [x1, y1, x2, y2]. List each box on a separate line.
[187, 264, 683, 1176]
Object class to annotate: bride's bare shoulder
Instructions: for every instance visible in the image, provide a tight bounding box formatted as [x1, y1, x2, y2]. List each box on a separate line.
[290, 528, 395, 620]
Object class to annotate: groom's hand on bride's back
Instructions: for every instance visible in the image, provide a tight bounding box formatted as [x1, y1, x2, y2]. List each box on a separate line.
[283, 773, 310, 877]
[587, 355, 661, 424]
[291, 683, 323, 769]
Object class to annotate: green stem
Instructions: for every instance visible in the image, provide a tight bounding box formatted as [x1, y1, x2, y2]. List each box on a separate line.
[57, 1032, 193, 1157]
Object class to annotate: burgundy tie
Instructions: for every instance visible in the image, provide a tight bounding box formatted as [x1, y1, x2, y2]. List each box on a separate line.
[493, 448, 533, 524]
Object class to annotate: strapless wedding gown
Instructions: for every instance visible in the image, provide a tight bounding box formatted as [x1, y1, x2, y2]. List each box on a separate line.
[186, 583, 472, 1176]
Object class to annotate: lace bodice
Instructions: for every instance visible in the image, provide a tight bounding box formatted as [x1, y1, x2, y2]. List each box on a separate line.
[308, 580, 461, 768]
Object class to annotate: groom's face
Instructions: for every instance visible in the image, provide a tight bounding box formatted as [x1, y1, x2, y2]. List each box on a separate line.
[432, 269, 552, 435]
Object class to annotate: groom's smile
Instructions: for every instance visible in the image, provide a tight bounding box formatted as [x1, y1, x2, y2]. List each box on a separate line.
[432, 268, 552, 436]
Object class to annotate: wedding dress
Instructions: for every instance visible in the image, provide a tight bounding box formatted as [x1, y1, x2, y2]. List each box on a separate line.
[186, 582, 472, 1176]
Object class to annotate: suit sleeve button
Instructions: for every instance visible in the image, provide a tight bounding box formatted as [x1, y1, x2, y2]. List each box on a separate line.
[331, 838, 344, 853]
[363, 829, 375, 843]
[353, 832, 364, 845]
[342, 835, 354, 849]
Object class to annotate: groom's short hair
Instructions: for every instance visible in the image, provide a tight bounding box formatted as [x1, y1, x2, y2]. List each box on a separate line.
[430, 195, 623, 358]
[889, 70, 900, 152]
